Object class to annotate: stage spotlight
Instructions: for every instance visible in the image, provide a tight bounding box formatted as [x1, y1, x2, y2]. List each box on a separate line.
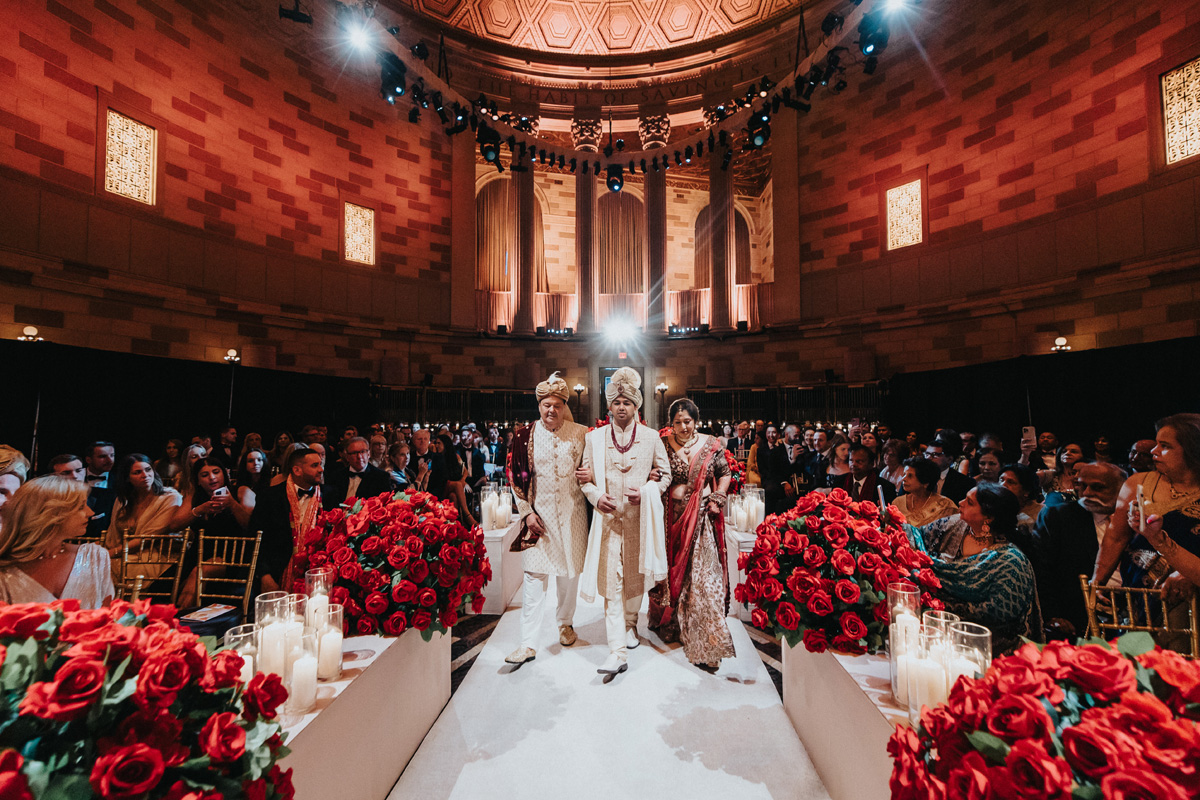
[594, 161, 600, 174]
[684, 146, 693, 163]
[820, 11, 843, 34]
[411, 41, 429, 60]
[821, 48, 844, 85]
[652, 156, 660, 171]
[582, 160, 589, 174]
[570, 158, 577, 172]
[858, 11, 890, 56]
[411, 80, 428, 108]
[616, 138, 626, 151]
[345, 16, 373, 52]
[606, 164, 624, 192]
[558, 155, 565, 168]
[377, 52, 406, 103]
[674, 151, 682, 166]
[863, 55, 878, 74]
[278, 0, 312, 24]
[640, 159, 647, 173]
[629, 160, 635, 173]
[800, 67, 822, 100]
[496, 324, 508, 335]
[408, 107, 420, 123]
[539, 148, 547, 164]
[604, 316, 638, 345]
[708, 131, 715, 151]
[698, 323, 710, 334]
[477, 124, 501, 163]
[747, 111, 771, 147]
[719, 130, 729, 147]
[535, 326, 547, 336]
[884, 0, 906, 11]
[758, 77, 771, 97]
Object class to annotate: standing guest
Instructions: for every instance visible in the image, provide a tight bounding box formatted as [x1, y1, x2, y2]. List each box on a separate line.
[368, 434, 390, 470]
[1040, 442, 1086, 504]
[0, 446, 31, 511]
[747, 425, 778, 486]
[104, 455, 183, 582]
[649, 397, 735, 671]
[323, 437, 393, 509]
[504, 373, 590, 667]
[339, 426, 359, 451]
[84, 442, 115, 487]
[802, 427, 816, 453]
[0, 476, 112, 607]
[959, 431, 979, 468]
[48, 454, 86, 482]
[235, 449, 271, 512]
[821, 434, 852, 488]
[805, 429, 832, 482]
[1000, 464, 1045, 536]
[730, 421, 754, 463]
[267, 431, 294, 475]
[191, 433, 213, 454]
[974, 448, 1005, 484]
[905, 431, 920, 451]
[237, 433, 264, 465]
[154, 439, 185, 489]
[212, 426, 239, 473]
[177, 443, 207, 500]
[923, 432, 976, 504]
[879, 439, 910, 493]
[833, 444, 896, 504]
[770, 425, 812, 514]
[387, 443, 414, 489]
[894, 457, 957, 527]
[1020, 430, 1060, 471]
[720, 424, 734, 448]
[578, 369, 671, 676]
[1032, 463, 1125, 637]
[1092, 434, 1116, 465]
[299, 425, 322, 445]
[860, 429, 880, 460]
[250, 445, 325, 595]
[434, 434, 477, 528]
[1127, 439, 1156, 474]
[485, 427, 505, 466]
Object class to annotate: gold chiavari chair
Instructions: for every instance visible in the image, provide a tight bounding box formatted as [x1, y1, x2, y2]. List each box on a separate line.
[65, 531, 105, 546]
[196, 529, 263, 619]
[120, 530, 190, 605]
[1079, 575, 1200, 658]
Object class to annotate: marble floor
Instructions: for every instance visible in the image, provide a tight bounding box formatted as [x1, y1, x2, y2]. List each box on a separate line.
[389, 589, 829, 800]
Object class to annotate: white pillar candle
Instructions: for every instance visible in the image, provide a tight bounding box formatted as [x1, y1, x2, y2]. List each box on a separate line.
[318, 629, 343, 680]
[258, 621, 287, 678]
[280, 621, 304, 672]
[237, 650, 255, 685]
[289, 654, 319, 710]
[894, 653, 911, 706]
[756, 498, 766, 528]
[891, 613, 920, 656]
[499, 493, 512, 523]
[306, 594, 329, 631]
[949, 655, 983, 685]
[907, 656, 949, 715]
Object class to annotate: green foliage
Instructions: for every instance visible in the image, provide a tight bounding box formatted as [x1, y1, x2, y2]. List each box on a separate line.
[1, 640, 40, 693]
[1115, 631, 1155, 658]
[965, 730, 1011, 765]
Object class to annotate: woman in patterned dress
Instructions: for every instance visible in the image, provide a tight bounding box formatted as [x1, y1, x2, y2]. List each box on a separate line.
[648, 398, 735, 671]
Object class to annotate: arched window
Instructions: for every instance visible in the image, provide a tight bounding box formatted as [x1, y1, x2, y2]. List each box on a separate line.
[693, 206, 752, 287]
[475, 177, 547, 292]
[596, 192, 646, 294]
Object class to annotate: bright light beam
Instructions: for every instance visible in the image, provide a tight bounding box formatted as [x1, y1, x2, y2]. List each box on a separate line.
[348, 24, 372, 52]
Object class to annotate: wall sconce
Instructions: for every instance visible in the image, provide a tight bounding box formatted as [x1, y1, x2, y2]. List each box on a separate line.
[18, 326, 44, 342]
[1051, 336, 1071, 353]
[573, 383, 585, 415]
[224, 348, 241, 363]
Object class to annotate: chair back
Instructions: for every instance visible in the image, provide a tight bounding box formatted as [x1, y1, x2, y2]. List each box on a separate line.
[1079, 574, 1200, 658]
[196, 529, 263, 618]
[120, 530, 190, 605]
[65, 531, 105, 546]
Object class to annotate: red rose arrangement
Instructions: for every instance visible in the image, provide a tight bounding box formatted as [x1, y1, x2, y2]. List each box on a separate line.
[888, 632, 1200, 800]
[293, 490, 492, 640]
[735, 488, 943, 654]
[0, 599, 292, 800]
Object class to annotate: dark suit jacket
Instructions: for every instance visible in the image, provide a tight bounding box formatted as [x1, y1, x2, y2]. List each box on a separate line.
[938, 468, 976, 504]
[1032, 501, 1098, 635]
[768, 444, 816, 513]
[321, 463, 393, 510]
[86, 486, 115, 541]
[832, 472, 897, 505]
[248, 482, 296, 587]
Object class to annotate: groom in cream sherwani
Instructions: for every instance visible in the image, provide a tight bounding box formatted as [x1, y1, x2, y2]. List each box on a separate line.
[578, 368, 671, 676]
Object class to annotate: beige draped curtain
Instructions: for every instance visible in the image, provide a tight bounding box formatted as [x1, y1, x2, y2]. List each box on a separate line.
[693, 205, 751, 288]
[597, 192, 645, 295]
[475, 178, 547, 293]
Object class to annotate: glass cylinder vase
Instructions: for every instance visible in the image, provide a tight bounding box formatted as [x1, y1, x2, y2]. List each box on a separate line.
[947, 621, 992, 688]
[317, 604, 344, 681]
[480, 484, 499, 531]
[224, 624, 258, 685]
[906, 625, 951, 727]
[284, 629, 319, 714]
[887, 582, 921, 705]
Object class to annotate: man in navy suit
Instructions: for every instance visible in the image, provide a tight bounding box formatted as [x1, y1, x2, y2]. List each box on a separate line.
[323, 436, 393, 510]
[832, 445, 897, 505]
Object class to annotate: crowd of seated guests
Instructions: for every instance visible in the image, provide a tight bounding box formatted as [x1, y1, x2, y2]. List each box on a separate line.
[1, 411, 1197, 661]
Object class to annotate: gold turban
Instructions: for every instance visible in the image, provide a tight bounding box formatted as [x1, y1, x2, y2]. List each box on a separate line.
[535, 371, 570, 403]
[605, 367, 642, 409]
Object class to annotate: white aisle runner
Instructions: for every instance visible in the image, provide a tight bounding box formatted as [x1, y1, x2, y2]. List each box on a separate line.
[389, 590, 830, 800]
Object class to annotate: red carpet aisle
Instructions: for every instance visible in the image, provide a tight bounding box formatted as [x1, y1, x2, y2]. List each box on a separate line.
[388, 592, 830, 800]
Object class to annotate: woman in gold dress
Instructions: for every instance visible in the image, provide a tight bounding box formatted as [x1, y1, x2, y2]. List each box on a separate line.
[648, 398, 736, 671]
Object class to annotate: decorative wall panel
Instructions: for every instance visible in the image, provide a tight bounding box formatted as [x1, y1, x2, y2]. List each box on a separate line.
[104, 110, 156, 206]
[344, 202, 376, 265]
[885, 179, 922, 251]
[1162, 58, 1200, 165]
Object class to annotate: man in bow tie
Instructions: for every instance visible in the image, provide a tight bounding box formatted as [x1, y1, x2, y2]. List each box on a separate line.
[323, 436, 393, 509]
[251, 445, 325, 593]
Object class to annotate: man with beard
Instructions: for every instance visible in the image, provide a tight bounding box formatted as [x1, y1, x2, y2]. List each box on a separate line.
[1031, 462, 1125, 636]
[769, 425, 812, 514]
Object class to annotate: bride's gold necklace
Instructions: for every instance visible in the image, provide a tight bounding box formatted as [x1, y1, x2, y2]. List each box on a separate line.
[674, 433, 698, 456]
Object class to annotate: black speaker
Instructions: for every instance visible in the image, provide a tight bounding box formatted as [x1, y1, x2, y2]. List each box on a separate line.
[824, 368, 836, 383]
[496, 324, 508, 335]
[736, 320, 748, 332]
[535, 326, 547, 336]
[564, 327, 574, 336]
[422, 373, 434, 387]
[699, 323, 710, 334]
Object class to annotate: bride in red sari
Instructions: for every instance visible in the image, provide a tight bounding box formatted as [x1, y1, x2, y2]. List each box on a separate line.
[648, 398, 736, 670]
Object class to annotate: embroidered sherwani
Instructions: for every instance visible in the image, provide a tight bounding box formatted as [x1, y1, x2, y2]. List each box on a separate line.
[514, 420, 589, 577]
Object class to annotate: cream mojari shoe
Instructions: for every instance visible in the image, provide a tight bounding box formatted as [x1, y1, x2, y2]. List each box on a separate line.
[559, 625, 577, 646]
[625, 628, 640, 649]
[505, 646, 536, 665]
[598, 654, 628, 675]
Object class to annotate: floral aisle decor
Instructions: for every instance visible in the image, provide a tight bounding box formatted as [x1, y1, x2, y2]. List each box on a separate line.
[293, 490, 492, 640]
[736, 489, 943, 654]
[887, 633, 1200, 800]
[0, 599, 293, 800]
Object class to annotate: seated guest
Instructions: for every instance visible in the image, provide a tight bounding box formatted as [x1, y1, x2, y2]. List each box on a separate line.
[267, 431, 294, 475]
[48, 454, 86, 481]
[154, 439, 185, 489]
[894, 457, 957, 527]
[878, 439, 910, 493]
[212, 425, 239, 473]
[821, 434, 852, 488]
[923, 430, 976, 503]
[84, 442, 115, 487]
[178, 457, 252, 606]
[238, 433, 264, 462]
[907, 484, 1036, 655]
[973, 448, 1004, 483]
[435, 434, 477, 527]
[1127, 439, 1156, 474]
[1092, 434, 1116, 465]
[176, 443, 207, 501]
[1032, 462, 1125, 638]
[1040, 441, 1086, 501]
[368, 434, 390, 470]
[832, 444, 897, 504]
[251, 445, 325, 594]
[104, 456, 183, 581]
[805, 429, 832, 477]
[235, 448, 271, 512]
[0, 445, 31, 511]
[387, 443, 414, 489]
[0, 476, 113, 607]
[956, 431, 978, 474]
[859, 429, 880, 461]
[82, 442, 117, 541]
[999, 463, 1044, 536]
[322, 436, 393, 510]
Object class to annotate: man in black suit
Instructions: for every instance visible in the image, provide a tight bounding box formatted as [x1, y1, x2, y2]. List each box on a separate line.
[212, 425, 239, 472]
[322, 436, 393, 510]
[729, 420, 754, 463]
[1032, 463, 1124, 637]
[250, 446, 324, 593]
[923, 431, 975, 504]
[833, 445, 897, 505]
[769, 425, 815, 514]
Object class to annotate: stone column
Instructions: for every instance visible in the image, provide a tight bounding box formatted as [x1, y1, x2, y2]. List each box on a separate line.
[709, 142, 735, 332]
[448, 123, 477, 331]
[572, 118, 602, 333]
[512, 160, 537, 335]
[640, 113, 670, 334]
[771, 109, 802, 325]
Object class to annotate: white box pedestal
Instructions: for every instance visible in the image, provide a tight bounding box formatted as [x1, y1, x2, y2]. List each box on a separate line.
[782, 641, 908, 800]
[481, 524, 522, 614]
[724, 527, 756, 621]
[283, 631, 450, 800]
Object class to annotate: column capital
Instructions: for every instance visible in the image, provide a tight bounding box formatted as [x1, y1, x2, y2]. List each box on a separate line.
[638, 114, 671, 149]
[571, 118, 602, 152]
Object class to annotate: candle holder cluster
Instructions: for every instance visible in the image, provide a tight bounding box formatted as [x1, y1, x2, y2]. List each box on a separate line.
[728, 486, 766, 533]
[228, 568, 345, 716]
[887, 582, 990, 725]
[480, 482, 514, 531]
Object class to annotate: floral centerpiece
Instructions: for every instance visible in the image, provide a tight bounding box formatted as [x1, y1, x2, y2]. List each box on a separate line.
[736, 489, 943, 654]
[888, 633, 1200, 799]
[0, 599, 292, 800]
[294, 490, 492, 640]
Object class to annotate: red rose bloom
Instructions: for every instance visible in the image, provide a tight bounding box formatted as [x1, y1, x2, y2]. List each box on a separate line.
[830, 549, 856, 575]
[442, 608, 459, 628]
[857, 552, 883, 573]
[382, 612, 408, 636]
[338, 561, 363, 583]
[750, 608, 770, 630]
[471, 594, 486, 614]
[1061, 644, 1137, 702]
[405, 535, 424, 554]
[915, 568, 940, 589]
[825, 488, 852, 509]
[114, 708, 188, 766]
[944, 751, 989, 800]
[19, 656, 107, 721]
[356, 616, 378, 635]
[386, 545, 412, 570]
[986, 694, 1053, 742]
[269, 765, 296, 800]
[802, 545, 826, 569]
[58, 608, 113, 641]
[776, 602, 801, 631]
[89, 744, 165, 800]
[0, 750, 32, 800]
[134, 653, 192, 710]
[1003, 740, 1073, 799]
[0, 604, 52, 640]
[409, 559, 430, 583]
[330, 586, 350, 606]
[833, 576, 859, 603]
[242, 673, 287, 720]
[331, 547, 354, 566]
[412, 611, 432, 631]
[417, 587, 438, 607]
[804, 515, 823, 534]
[759, 578, 785, 602]
[823, 523, 849, 549]
[200, 712, 247, 762]
[360, 536, 385, 556]
[1062, 721, 1130, 780]
[802, 629, 828, 653]
[793, 494, 822, 515]
[392, 579, 418, 604]
[201, 648, 246, 691]
[830, 634, 865, 655]
[1101, 770, 1189, 800]
[806, 591, 834, 617]
[364, 592, 390, 615]
[838, 611, 867, 640]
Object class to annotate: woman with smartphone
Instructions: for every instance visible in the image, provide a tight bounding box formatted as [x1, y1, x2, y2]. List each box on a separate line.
[176, 457, 251, 607]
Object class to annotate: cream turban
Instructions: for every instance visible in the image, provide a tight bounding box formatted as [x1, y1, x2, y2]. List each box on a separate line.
[535, 371, 570, 403]
[605, 367, 643, 409]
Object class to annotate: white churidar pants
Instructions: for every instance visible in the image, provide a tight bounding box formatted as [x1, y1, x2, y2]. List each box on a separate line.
[604, 561, 642, 663]
[519, 571, 579, 650]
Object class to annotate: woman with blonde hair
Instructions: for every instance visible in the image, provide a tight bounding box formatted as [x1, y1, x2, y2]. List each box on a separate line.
[0, 445, 31, 511]
[0, 475, 114, 607]
[175, 442, 208, 503]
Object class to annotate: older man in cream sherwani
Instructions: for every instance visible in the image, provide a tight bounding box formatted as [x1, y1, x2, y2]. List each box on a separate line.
[579, 368, 671, 676]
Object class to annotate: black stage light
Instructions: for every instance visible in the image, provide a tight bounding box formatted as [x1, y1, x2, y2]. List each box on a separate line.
[697, 140, 704, 157]
[377, 51, 407, 104]
[721, 148, 733, 170]
[477, 124, 501, 163]
[558, 154, 566, 168]
[616, 138, 625, 151]
[674, 151, 682, 166]
[640, 159, 647, 173]
[279, 0, 312, 24]
[411, 41, 429, 60]
[684, 146, 693, 163]
[821, 12, 843, 34]
[606, 164, 624, 192]
[496, 324, 508, 335]
[408, 107, 420, 123]
[737, 321, 748, 332]
[719, 130, 729, 147]
[858, 11, 890, 56]
[652, 156, 660, 171]
[832, 79, 848, 94]
[863, 55, 878, 74]
[594, 161, 600, 174]
[747, 111, 771, 147]
[540, 149, 547, 164]
[582, 160, 589, 174]
[535, 326, 547, 336]
[629, 160, 635, 173]
[800, 67, 822, 100]
[411, 80, 428, 108]
[759, 77, 771, 97]
[570, 158, 578, 172]
[708, 131, 716, 151]
[699, 323, 710, 334]
[565, 327, 574, 335]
